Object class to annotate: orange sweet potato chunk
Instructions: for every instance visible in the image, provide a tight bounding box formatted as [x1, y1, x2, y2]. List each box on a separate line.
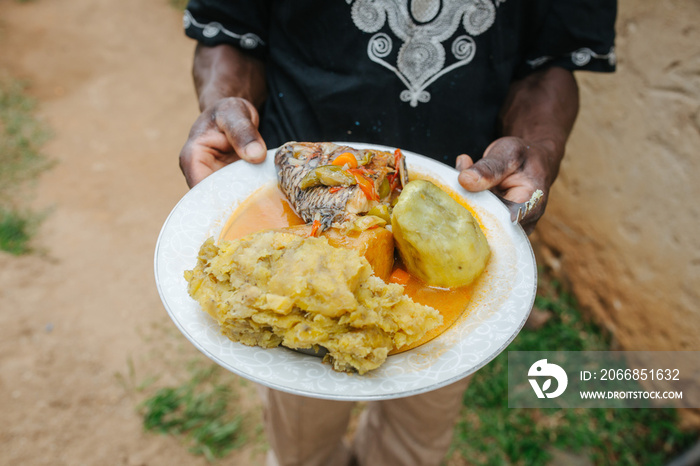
[281, 225, 394, 282]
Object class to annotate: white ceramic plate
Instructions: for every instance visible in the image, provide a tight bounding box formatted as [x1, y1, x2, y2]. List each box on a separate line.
[154, 143, 536, 401]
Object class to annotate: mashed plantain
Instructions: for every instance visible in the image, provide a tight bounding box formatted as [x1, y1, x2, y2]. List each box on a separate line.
[184, 231, 442, 374]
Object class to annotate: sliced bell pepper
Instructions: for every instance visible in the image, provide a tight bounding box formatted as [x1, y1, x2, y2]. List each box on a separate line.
[309, 219, 322, 237]
[300, 165, 356, 189]
[348, 168, 379, 201]
[388, 148, 404, 188]
[394, 148, 403, 168]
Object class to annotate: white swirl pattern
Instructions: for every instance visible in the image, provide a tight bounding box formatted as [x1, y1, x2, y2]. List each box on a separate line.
[154, 143, 537, 401]
[350, 0, 499, 107]
[527, 46, 617, 69]
[451, 35, 476, 61]
[369, 33, 393, 58]
[183, 10, 265, 50]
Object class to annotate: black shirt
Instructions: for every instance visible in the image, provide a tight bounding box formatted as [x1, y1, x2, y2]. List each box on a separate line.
[184, 0, 616, 166]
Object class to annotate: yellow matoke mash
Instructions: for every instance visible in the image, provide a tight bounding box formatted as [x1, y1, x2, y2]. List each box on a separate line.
[184, 231, 442, 374]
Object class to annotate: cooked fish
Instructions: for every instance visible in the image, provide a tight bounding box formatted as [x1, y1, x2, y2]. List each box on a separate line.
[274, 142, 407, 231]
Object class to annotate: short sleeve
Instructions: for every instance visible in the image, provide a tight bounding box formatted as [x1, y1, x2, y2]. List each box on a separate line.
[183, 0, 270, 59]
[524, 0, 617, 74]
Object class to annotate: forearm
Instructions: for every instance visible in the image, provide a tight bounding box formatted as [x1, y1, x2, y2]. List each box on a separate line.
[193, 43, 268, 111]
[499, 67, 579, 186]
[180, 44, 269, 187]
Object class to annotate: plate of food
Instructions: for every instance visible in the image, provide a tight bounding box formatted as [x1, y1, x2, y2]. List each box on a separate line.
[154, 141, 536, 401]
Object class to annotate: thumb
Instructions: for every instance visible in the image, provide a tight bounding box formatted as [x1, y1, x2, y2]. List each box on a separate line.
[215, 98, 268, 163]
[458, 138, 525, 192]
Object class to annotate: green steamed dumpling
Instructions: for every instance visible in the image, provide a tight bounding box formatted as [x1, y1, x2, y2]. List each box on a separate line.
[391, 180, 491, 288]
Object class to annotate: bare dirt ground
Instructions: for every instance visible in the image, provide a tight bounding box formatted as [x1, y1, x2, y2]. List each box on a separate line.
[3, 1, 697, 465]
[0, 0, 266, 464]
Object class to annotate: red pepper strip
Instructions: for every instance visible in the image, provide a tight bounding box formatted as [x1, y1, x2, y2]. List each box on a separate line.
[389, 177, 400, 192]
[328, 186, 343, 193]
[394, 148, 403, 167]
[309, 219, 322, 237]
[388, 148, 403, 185]
[349, 165, 375, 177]
[388, 170, 398, 184]
[348, 169, 379, 201]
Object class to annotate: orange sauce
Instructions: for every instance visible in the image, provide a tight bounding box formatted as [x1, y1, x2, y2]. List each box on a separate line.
[218, 182, 475, 351]
[219, 183, 305, 240]
[390, 261, 473, 352]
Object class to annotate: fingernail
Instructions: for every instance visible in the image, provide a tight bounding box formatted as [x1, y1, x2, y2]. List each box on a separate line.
[244, 141, 265, 161]
[460, 169, 481, 184]
[455, 154, 468, 171]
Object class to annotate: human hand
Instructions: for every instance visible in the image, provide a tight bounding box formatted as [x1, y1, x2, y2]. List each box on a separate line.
[179, 97, 267, 188]
[456, 137, 558, 234]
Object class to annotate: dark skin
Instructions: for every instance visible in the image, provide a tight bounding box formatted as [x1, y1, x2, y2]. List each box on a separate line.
[179, 44, 268, 188]
[456, 66, 579, 233]
[179, 44, 579, 234]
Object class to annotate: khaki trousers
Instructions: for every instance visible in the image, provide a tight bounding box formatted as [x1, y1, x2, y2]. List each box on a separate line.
[257, 376, 471, 466]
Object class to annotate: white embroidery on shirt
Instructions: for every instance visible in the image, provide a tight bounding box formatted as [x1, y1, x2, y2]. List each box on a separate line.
[349, 0, 499, 107]
[183, 10, 265, 49]
[527, 46, 617, 69]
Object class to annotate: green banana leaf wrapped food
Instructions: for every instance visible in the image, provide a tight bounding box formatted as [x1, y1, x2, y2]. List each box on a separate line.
[391, 180, 491, 288]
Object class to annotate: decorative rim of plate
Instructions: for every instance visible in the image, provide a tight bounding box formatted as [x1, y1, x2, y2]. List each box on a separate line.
[154, 142, 537, 401]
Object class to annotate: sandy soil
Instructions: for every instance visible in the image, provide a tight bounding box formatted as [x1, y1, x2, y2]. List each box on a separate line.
[0, 0, 265, 464]
[3, 0, 696, 464]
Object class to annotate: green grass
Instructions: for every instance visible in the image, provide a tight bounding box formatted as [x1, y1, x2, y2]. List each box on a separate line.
[0, 208, 39, 255]
[139, 362, 247, 462]
[448, 275, 698, 466]
[121, 323, 267, 463]
[0, 74, 52, 254]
